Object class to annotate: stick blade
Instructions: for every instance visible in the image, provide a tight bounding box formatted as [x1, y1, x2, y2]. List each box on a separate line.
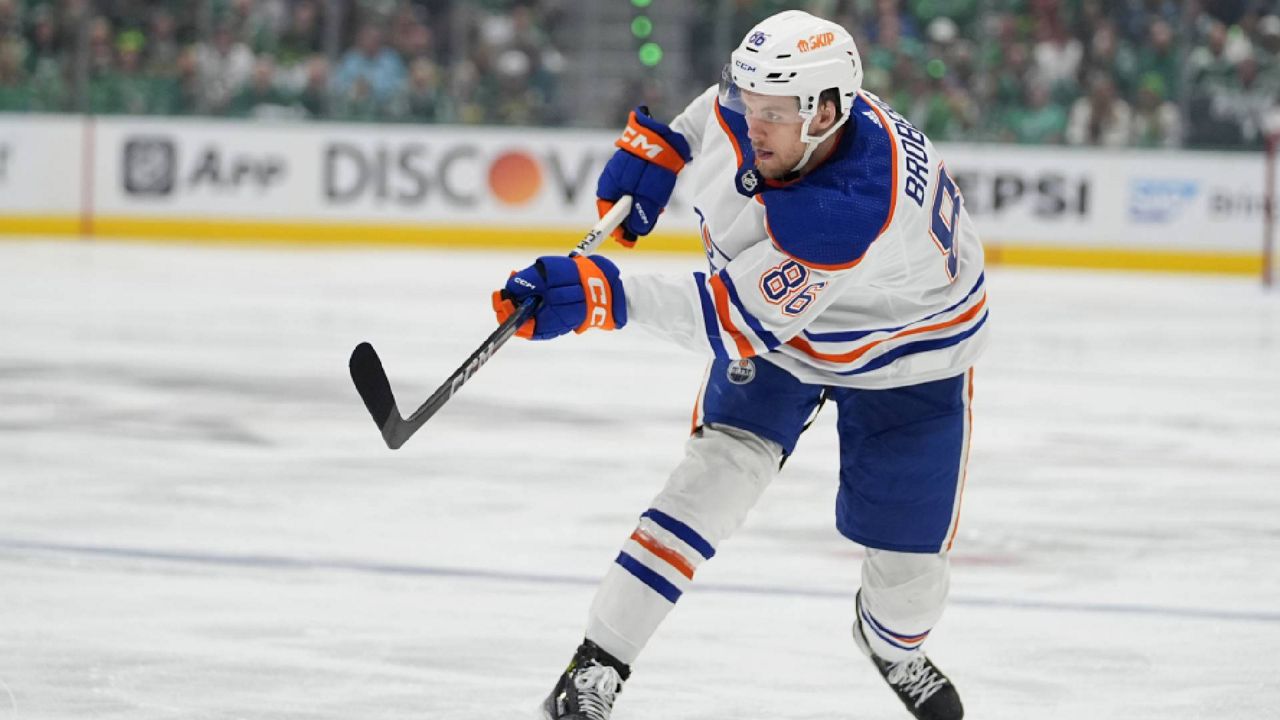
[348, 342, 404, 448]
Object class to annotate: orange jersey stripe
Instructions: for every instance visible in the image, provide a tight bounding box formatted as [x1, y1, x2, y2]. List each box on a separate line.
[858, 91, 899, 240]
[709, 274, 757, 358]
[630, 529, 695, 580]
[787, 293, 987, 364]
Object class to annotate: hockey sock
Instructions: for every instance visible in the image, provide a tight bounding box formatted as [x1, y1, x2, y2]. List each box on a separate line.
[858, 549, 950, 662]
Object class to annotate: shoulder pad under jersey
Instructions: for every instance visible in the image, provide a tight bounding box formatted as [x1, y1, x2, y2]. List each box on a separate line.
[760, 103, 895, 270]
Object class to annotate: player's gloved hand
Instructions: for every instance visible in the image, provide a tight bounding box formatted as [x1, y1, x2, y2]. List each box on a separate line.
[491, 255, 628, 341]
[597, 106, 692, 248]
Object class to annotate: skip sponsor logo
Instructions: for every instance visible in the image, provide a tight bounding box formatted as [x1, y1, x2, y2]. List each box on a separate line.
[1128, 179, 1199, 223]
[797, 32, 836, 52]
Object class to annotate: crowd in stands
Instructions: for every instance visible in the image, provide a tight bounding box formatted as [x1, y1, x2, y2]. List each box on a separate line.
[0, 0, 569, 124]
[0, 0, 1278, 149]
[690, 0, 1280, 149]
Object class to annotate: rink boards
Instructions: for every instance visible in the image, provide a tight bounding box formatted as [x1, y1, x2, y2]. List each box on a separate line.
[0, 113, 1270, 274]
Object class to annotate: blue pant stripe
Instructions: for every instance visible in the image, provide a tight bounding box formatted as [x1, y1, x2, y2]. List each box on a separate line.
[720, 271, 781, 350]
[693, 272, 730, 361]
[615, 551, 682, 603]
[641, 508, 716, 560]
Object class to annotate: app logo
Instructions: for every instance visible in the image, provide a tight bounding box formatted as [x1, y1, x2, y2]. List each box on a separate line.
[123, 137, 177, 196]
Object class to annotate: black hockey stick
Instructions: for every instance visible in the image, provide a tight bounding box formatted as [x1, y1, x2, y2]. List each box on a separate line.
[349, 197, 634, 449]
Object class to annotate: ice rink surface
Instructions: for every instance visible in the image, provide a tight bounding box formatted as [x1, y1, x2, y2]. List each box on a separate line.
[1, 238, 1278, 719]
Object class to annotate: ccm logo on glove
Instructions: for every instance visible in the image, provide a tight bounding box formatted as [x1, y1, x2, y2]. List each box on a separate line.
[586, 276, 610, 328]
[621, 127, 672, 164]
[616, 111, 687, 173]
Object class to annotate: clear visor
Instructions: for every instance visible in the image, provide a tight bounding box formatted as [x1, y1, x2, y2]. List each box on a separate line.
[718, 63, 805, 124]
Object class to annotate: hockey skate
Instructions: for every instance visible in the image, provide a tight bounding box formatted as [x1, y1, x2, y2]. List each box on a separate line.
[542, 639, 630, 720]
[852, 594, 964, 720]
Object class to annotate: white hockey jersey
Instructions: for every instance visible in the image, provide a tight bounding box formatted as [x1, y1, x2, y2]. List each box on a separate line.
[622, 86, 989, 389]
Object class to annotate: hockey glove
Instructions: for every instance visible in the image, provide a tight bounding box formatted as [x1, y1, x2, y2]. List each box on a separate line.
[597, 106, 692, 247]
[492, 255, 627, 341]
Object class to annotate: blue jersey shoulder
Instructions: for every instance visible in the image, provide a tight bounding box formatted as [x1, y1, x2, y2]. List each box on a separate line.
[760, 95, 897, 269]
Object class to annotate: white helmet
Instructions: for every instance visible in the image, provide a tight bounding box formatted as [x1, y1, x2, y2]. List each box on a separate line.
[723, 10, 863, 171]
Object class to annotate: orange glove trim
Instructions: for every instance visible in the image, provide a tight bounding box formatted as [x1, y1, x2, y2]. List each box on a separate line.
[492, 288, 535, 339]
[596, 198, 637, 248]
[572, 256, 617, 333]
[614, 110, 687, 174]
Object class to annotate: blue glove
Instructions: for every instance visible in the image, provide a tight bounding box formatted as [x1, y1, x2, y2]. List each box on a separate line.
[492, 255, 628, 341]
[597, 106, 692, 247]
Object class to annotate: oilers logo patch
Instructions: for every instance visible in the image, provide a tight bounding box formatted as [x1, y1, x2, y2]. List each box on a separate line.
[726, 359, 756, 385]
[737, 168, 761, 196]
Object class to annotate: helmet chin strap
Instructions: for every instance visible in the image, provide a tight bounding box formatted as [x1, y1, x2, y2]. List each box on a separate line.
[790, 112, 847, 173]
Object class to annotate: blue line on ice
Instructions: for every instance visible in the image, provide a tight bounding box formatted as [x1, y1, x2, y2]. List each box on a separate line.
[3, 537, 1276, 625]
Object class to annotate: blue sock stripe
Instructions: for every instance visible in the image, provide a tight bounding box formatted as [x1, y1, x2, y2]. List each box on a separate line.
[860, 604, 929, 651]
[640, 509, 716, 560]
[615, 551, 682, 603]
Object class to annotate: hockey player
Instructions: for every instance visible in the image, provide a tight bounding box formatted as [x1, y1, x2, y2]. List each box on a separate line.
[491, 10, 987, 720]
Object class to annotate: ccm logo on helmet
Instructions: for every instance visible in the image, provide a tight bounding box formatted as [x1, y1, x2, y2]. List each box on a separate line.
[734, 59, 757, 73]
[797, 32, 836, 52]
